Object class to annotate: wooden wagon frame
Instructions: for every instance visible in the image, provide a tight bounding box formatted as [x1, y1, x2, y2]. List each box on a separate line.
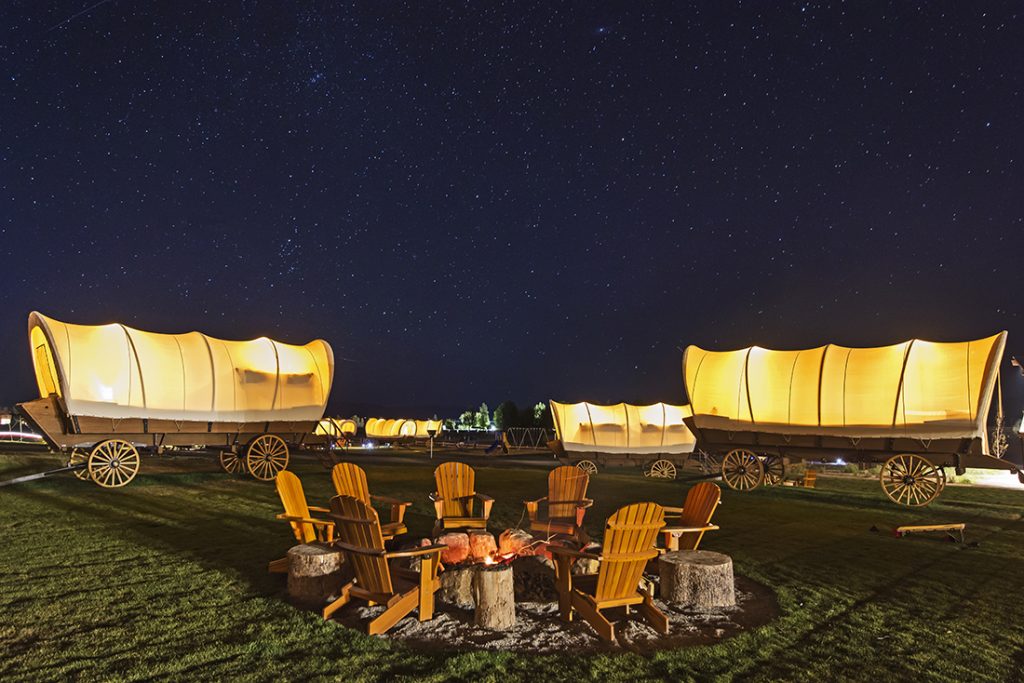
[16, 312, 335, 488]
[682, 333, 1024, 506]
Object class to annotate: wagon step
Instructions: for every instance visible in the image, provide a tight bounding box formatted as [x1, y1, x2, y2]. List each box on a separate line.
[0, 463, 88, 488]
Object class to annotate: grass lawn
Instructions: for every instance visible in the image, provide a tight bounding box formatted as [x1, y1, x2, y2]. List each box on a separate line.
[2, 451, 1024, 682]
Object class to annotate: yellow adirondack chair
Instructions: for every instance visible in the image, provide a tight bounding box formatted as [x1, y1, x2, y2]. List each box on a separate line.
[430, 462, 494, 533]
[801, 470, 818, 488]
[323, 494, 445, 634]
[270, 470, 335, 573]
[551, 502, 669, 643]
[660, 481, 721, 552]
[331, 462, 411, 541]
[524, 465, 593, 546]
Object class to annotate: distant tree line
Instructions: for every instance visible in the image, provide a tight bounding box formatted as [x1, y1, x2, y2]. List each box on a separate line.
[443, 401, 553, 431]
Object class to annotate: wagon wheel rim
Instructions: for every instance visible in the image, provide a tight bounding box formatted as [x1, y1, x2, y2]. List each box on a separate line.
[880, 454, 941, 507]
[246, 435, 289, 481]
[88, 439, 140, 488]
[762, 455, 785, 486]
[68, 448, 92, 481]
[576, 460, 598, 475]
[219, 450, 244, 475]
[721, 449, 764, 491]
[646, 459, 677, 479]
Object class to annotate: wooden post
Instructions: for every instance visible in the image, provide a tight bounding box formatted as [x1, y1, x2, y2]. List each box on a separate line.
[472, 565, 515, 629]
[658, 549, 735, 611]
[287, 544, 347, 607]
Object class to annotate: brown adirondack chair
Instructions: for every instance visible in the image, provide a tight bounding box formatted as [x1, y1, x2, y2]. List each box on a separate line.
[524, 465, 593, 546]
[429, 462, 493, 533]
[331, 462, 411, 541]
[270, 470, 335, 573]
[660, 481, 721, 551]
[551, 502, 668, 643]
[323, 494, 445, 634]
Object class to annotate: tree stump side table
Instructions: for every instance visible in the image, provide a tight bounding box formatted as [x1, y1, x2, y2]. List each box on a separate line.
[287, 544, 347, 607]
[472, 564, 515, 629]
[658, 549, 736, 611]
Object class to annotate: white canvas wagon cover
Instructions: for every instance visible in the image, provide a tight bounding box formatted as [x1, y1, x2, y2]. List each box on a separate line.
[28, 312, 334, 423]
[550, 401, 697, 455]
[683, 332, 1006, 442]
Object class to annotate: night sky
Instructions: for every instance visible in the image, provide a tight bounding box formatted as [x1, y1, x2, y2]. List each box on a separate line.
[3, 3, 1023, 420]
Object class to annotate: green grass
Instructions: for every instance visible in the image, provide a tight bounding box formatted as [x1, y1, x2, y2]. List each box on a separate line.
[2, 451, 1024, 682]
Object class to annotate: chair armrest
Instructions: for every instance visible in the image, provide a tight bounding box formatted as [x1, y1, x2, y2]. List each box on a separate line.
[386, 544, 447, 560]
[475, 493, 494, 518]
[549, 499, 594, 508]
[524, 496, 547, 522]
[548, 545, 601, 561]
[276, 513, 333, 527]
[307, 505, 331, 513]
[371, 494, 412, 507]
[662, 506, 684, 515]
[661, 524, 719, 535]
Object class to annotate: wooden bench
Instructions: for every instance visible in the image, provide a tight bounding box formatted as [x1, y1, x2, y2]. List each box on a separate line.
[894, 523, 965, 543]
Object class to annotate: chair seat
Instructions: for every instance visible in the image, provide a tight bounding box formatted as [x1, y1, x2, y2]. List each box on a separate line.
[381, 522, 407, 538]
[530, 517, 579, 535]
[440, 517, 488, 528]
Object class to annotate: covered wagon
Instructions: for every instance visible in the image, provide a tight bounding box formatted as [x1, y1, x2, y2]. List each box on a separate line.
[548, 401, 698, 478]
[18, 312, 335, 487]
[682, 332, 1022, 505]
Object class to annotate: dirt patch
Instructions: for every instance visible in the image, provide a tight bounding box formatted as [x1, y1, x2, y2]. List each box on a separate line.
[329, 573, 778, 654]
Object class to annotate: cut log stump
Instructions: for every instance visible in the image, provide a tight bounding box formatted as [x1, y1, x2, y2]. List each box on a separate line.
[473, 565, 515, 629]
[287, 544, 346, 607]
[658, 550, 735, 611]
[439, 564, 476, 609]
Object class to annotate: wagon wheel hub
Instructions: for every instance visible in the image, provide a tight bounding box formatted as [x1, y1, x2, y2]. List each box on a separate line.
[110, 459, 120, 469]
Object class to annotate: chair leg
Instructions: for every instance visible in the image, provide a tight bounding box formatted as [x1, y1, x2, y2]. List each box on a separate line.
[419, 555, 436, 621]
[636, 590, 669, 635]
[553, 555, 574, 622]
[322, 581, 354, 620]
[268, 557, 289, 573]
[571, 592, 614, 642]
[368, 588, 419, 635]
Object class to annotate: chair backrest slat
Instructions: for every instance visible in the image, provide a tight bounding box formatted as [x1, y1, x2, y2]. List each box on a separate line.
[548, 465, 589, 518]
[332, 462, 371, 505]
[435, 462, 475, 517]
[677, 482, 721, 551]
[330, 494, 392, 595]
[275, 471, 316, 543]
[594, 502, 664, 602]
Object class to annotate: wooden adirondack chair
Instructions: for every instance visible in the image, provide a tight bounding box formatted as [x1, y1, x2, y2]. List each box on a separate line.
[331, 462, 411, 541]
[429, 462, 493, 533]
[801, 470, 818, 488]
[551, 502, 669, 643]
[661, 481, 721, 551]
[270, 470, 335, 573]
[523, 465, 593, 546]
[323, 494, 445, 634]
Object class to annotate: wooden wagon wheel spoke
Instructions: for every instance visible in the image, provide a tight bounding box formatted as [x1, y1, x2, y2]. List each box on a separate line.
[881, 454, 941, 507]
[246, 435, 289, 481]
[68, 449, 92, 481]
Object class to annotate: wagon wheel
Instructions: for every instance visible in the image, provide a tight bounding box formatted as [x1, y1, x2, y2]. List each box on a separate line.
[576, 459, 599, 476]
[68, 448, 92, 481]
[218, 449, 244, 475]
[645, 459, 677, 479]
[762, 455, 785, 486]
[880, 454, 943, 507]
[88, 439, 141, 488]
[936, 466, 947, 492]
[721, 449, 764, 491]
[246, 434, 289, 481]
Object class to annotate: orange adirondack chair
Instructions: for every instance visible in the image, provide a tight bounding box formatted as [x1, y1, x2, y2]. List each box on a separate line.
[660, 481, 721, 551]
[270, 470, 335, 573]
[323, 494, 445, 634]
[429, 462, 493, 533]
[551, 502, 668, 643]
[331, 462, 411, 541]
[523, 465, 593, 546]
[801, 470, 818, 488]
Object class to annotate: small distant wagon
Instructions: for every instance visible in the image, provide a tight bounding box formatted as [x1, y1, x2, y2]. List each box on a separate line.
[548, 401, 698, 479]
[17, 312, 335, 487]
[682, 332, 1023, 506]
[365, 418, 444, 441]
